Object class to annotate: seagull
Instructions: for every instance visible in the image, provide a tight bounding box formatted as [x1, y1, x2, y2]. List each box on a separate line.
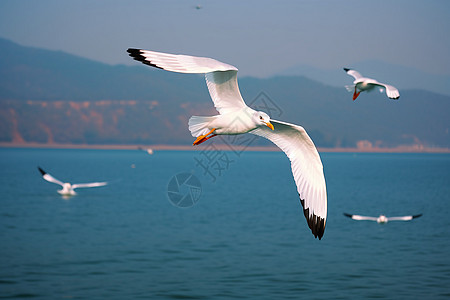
[343, 68, 400, 100]
[38, 167, 107, 196]
[343, 213, 422, 223]
[127, 48, 327, 239]
[137, 146, 154, 155]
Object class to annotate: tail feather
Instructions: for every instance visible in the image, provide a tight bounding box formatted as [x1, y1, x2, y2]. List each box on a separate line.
[345, 85, 355, 92]
[188, 116, 217, 137]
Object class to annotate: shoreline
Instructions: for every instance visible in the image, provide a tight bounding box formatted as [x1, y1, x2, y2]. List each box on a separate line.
[1, 142, 449, 153]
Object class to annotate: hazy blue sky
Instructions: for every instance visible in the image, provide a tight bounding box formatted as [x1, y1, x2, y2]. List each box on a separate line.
[0, 0, 449, 77]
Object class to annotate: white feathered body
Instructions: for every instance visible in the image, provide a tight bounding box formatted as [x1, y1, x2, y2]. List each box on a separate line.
[189, 107, 257, 137]
[58, 183, 76, 196]
[355, 78, 381, 92]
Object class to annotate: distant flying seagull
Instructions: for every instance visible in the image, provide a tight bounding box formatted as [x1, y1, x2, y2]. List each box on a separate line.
[343, 68, 400, 100]
[38, 167, 107, 196]
[137, 146, 154, 155]
[343, 213, 422, 223]
[127, 48, 327, 239]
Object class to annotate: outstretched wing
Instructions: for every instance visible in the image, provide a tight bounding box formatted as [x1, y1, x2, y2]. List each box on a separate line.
[38, 167, 64, 187]
[373, 82, 400, 99]
[343, 213, 378, 221]
[127, 48, 247, 115]
[344, 68, 363, 80]
[205, 70, 247, 114]
[127, 48, 236, 73]
[388, 214, 422, 221]
[72, 182, 108, 189]
[251, 120, 327, 239]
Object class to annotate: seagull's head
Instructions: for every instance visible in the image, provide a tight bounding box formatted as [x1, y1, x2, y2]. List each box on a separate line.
[63, 183, 72, 190]
[377, 215, 388, 223]
[254, 111, 274, 130]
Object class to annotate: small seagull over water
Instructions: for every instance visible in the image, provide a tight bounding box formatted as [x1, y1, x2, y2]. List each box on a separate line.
[38, 167, 107, 196]
[127, 48, 327, 239]
[343, 213, 422, 223]
[343, 68, 400, 100]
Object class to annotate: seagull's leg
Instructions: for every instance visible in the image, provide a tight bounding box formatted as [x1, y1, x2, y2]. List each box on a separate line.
[193, 128, 217, 146]
[353, 86, 361, 101]
[194, 134, 217, 145]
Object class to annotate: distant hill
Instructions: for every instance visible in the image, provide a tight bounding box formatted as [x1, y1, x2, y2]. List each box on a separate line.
[0, 37, 209, 102]
[0, 37, 449, 148]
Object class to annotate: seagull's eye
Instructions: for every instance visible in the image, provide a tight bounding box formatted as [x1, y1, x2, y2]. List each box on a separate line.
[259, 116, 263, 120]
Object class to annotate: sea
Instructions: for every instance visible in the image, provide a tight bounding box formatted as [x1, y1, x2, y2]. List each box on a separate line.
[0, 148, 449, 299]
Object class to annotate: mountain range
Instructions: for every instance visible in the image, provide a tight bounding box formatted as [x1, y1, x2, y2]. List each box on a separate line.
[0, 37, 449, 149]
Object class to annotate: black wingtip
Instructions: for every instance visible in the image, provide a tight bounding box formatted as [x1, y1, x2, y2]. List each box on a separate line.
[343, 68, 350, 72]
[127, 48, 139, 52]
[300, 198, 326, 240]
[127, 48, 145, 62]
[37, 166, 46, 176]
[343, 213, 353, 218]
[412, 214, 423, 219]
[126, 48, 163, 69]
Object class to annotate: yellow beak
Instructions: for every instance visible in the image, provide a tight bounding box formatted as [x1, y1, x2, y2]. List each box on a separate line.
[265, 122, 274, 130]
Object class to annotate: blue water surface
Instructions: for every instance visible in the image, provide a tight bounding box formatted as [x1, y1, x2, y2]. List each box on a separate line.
[0, 148, 449, 299]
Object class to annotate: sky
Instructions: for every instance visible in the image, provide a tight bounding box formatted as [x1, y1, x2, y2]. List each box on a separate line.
[0, 0, 449, 78]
